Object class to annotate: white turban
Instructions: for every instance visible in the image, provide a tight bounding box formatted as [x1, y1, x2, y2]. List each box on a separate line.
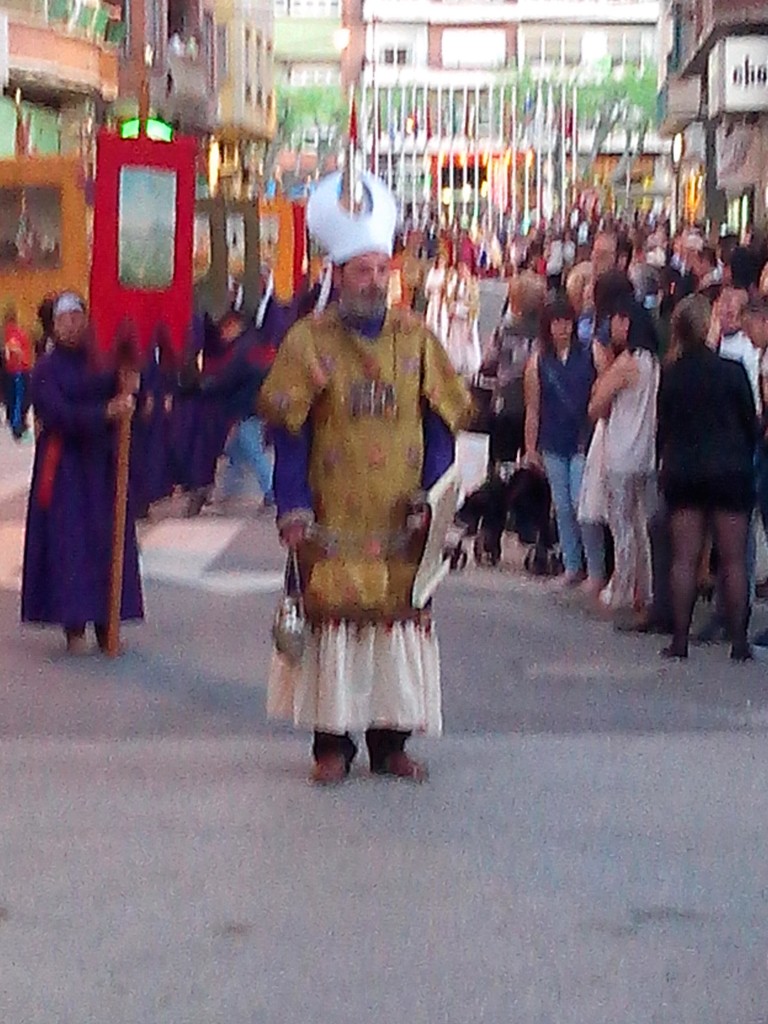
[307, 172, 397, 265]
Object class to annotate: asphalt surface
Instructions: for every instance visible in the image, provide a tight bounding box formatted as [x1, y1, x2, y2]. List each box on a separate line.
[3, 288, 768, 1022]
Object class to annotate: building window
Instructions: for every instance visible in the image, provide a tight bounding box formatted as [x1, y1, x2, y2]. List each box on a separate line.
[381, 47, 409, 66]
[442, 29, 505, 69]
[245, 82, 253, 104]
[623, 30, 643, 63]
[523, 30, 583, 68]
[581, 30, 608, 66]
[217, 25, 228, 79]
[120, 0, 130, 56]
[202, 10, 215, 90]
[641, 30, 655, 65]
[280, 0, 340, 14]
[289, 65, 338, 85]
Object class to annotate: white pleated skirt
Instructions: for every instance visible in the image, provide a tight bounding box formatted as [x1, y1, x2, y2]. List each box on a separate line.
[267, 621, 443, 736]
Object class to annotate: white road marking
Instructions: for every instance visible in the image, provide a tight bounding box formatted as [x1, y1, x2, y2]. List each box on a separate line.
[0, 518, 283, 595]
[0, 472, 31, 505]
[0, 431, 34, 504]
[0, 522, 25, 590]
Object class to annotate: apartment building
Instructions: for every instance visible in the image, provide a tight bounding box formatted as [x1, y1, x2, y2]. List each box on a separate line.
[116, 0, 219, 135]
[274, 0, 341, 86]
[658, 0, 768, 233]
[271, 0, 345, 187]
[0, 0, 122, 157]
[342, 0, 664, 224]
[215, 0, 275, 197]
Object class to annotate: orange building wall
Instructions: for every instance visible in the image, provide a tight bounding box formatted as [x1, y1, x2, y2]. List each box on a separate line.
[0, 157, 89, 334]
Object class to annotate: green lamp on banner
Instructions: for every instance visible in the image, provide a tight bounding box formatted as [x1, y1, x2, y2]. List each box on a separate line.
[120, 117, 173, 142]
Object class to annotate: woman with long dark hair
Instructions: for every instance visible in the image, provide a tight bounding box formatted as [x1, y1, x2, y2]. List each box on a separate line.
[524, 297, 606, 586]
[657, 295, 757, 660]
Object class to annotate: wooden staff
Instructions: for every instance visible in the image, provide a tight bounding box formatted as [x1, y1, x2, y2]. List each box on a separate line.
[105, 358, 138, 655]
[105, 68, 150, 657]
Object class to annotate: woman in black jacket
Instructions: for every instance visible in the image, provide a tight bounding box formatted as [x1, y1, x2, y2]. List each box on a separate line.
[657, 294, 758, 660]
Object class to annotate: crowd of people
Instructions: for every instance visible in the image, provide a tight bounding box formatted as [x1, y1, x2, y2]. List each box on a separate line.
[11, 215, 768, 667]
[471, 218, 768, 662]
[9, 193, 768, 778]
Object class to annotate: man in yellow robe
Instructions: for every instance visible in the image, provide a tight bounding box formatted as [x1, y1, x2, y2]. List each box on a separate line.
[259, 171, 472, 784]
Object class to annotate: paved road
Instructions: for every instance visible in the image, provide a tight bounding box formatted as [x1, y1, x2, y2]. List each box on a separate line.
[3, 306, 768, 1021]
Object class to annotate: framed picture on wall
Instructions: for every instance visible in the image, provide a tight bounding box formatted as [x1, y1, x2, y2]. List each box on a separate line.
[118, 167, 177, 290]
[0, 185, 62, 271]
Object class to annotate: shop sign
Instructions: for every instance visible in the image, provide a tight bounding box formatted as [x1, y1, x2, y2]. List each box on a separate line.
[716, 121, 762, 193]
[711, 36, 768, 115]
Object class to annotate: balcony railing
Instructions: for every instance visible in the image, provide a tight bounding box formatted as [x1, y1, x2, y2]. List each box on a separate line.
[6, 0, 127, 46]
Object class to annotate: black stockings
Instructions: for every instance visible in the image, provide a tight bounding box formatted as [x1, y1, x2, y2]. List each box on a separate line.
[668, 508, 750, 658]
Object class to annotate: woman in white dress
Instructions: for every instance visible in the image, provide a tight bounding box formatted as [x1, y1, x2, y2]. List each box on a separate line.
[444, 261, 481, 381]
[424, 254, 448, 343]
[588, 298, 660, 616]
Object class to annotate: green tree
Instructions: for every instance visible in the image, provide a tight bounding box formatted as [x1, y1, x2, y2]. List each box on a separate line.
[265, 84, 347, 183]
[496, 62, 658, 179]
[576, 64, 658, 170]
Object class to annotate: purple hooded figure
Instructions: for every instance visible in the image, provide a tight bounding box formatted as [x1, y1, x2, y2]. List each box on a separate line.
[169, 313, 232, 516]
[131, 324, 179, 516]
[21, 292, 144, 654]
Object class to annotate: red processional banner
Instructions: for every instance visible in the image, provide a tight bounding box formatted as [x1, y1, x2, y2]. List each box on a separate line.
[89, 128, 197, 358]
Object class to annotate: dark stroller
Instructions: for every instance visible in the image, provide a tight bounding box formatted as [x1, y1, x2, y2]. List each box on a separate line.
[455, 463, 563, 576]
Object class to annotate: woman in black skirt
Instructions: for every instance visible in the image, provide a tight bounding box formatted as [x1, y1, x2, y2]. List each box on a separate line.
[657, 294, 758, 660]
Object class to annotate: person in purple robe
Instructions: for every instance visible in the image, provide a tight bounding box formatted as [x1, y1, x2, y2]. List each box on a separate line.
[21, 292, 144, 654]
[131, 327, 178, 517]
[254, 267, 300, 349]
[170, 313, 232, 517]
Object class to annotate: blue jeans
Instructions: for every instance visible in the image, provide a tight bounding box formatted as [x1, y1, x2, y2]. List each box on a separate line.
[7, 371, 29, 437]
[542, 451, 602, 577]
[220, 416, 273, 500]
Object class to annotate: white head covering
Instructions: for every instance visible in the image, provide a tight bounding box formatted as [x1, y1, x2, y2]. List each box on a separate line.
[307, 171, 397, 266]
[53, 292, 85, 316]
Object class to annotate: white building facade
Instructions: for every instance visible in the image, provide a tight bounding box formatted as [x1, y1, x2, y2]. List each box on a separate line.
[343, 0, 665, 226]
